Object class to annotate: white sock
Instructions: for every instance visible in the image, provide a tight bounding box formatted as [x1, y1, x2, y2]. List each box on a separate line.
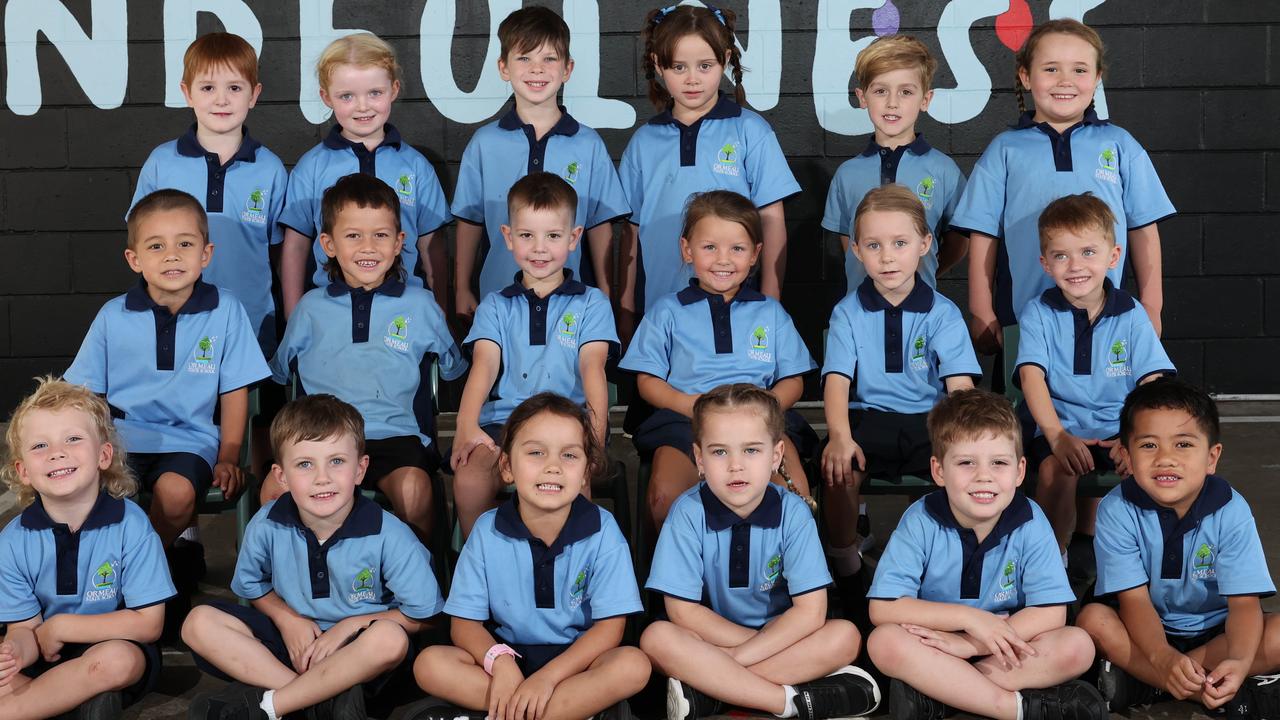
[775, 685, 798, 718]
[858, 502, 867, 516]
[179, 524, 201, 543]
[1014, 691, 1024, 720]
[259, 690, 279, 720]
[1061, 549, 1069, 568]
[826, 541, 862, 577]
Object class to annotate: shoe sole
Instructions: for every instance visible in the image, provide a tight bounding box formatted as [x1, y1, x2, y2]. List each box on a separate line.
[820, 665, 883, 718]
[1096, 660, 1120, 711]
[666, 678, 693, 720]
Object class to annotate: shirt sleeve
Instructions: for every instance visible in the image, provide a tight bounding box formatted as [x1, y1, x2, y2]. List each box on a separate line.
[772, 303, 817, 381]
[119, 506, 177, 609]
[129, 149, 162, 220]
[463, 294, 505, 349]
[584, 513, 644, 619]
[950, 137, 1008, 238]
[380, 516, 445, 620]
[269, 297, 309, 384]
[821, 300, 859, 381]
[279, 153, 319, 238]
[742, 115, 801, 208]
[231, 508, 275, 600]
[413, 155, 450, 237]
[1018, 506, 1077, 607]
[1214, 495, 1277, 597]
[583, 140, 630, 228]
[579, 288, 620, 355]
[1013, 302, 1051, 377]
[645, 494, 706, 602]
[64, 307, 111, 393]
[867, 502, 929, 600]
[821, 163, 854, 236]
[267, 158, 289, 246]
[217, 296, 271, 393]
[617, 135, 645, 225]
[1093, 492, 1150, 596]
[443, 521, 493, 621]
[1119, 132, 1176, 229]
[1128, 309, 1175, 382]
[932, 301, 982, 379]
[617, 304, 673, 378]
[421, 294, 469, 381]
[450, 136, 486, 224]
[780, 493, 832, 596]
[0, 527, 40, 622]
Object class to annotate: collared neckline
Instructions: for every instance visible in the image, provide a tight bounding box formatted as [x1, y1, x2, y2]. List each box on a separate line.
[124, 278, 220, 314]
[176, 124, 262, 164]
[700, 482, 783, 532]
[648, 93, 742, 126]
[677, 277, 766, 306]
[1039, 278, 1134, 317]
[494, 494, 601, 551]
[325, 274, 406, 298]
[497, 105, 581, 137]
[322, 123, 403, 151]
[924, 489, 1034, 547]
[855, 275, 934, 314]
[1121, 474, 1233, 524]
[267, 492, 383, 543]
[1012, 107, 1108, 132]
[858, 133, 932, 158]
[21, 491, 125, 532]
[499, 269, 587, 299]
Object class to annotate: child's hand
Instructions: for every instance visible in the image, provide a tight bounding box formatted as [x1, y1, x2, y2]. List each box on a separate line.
[1153, 645, 1205, 699]
[303, 617, 363, 670]
[962, 609, 1035, 670]
[1047, 429, 1097, 476]
[33, 617, 66, 662]
[277, 614, 321, 672]
[452, 425, 498, 470]
[1203, 658, 1249, 709]
[487, 657, 523, 720]
[902, 624, 978, 659]
[968, 312, 1003, 355]
[0, 642, 22, 686]
[822, 434, 865, 487]
[1100, 438, 1129, 477]
[212, 461, 245, 499]
[509, 670, 558, 720]
[456, 289, 479, 321]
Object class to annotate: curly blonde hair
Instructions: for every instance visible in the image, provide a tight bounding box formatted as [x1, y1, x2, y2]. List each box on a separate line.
[2, 377, 136, 507]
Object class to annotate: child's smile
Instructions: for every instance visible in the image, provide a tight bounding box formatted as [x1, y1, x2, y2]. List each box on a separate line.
[681, 216, 760, 301]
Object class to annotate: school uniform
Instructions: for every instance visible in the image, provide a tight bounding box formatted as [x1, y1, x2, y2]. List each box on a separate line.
[65, 280, 270, 493]
[1095, 476, 1275, 640]
[131, 126, 288, 355]
[647, 483, 830, 629]
[868, 491, 1075, 614]
[453, 106, 630, 297]
[446, 495, 642, 674]
[619, 280, 817, 459]
[1015, 281, 1175, 471]
[0, 493, 175, 705]
[822, 277, 981, 475]
[951, 109, 1175, 326]
[619, 95, 801, 313]
[278, 124, 449, 289]
[821, 135, 966, 293]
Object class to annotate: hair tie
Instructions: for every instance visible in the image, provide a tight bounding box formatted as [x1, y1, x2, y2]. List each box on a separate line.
[705, 3, 728, 26]
[651, 3, 727, 26]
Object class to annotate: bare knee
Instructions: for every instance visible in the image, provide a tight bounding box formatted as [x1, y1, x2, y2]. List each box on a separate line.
[84, 641, 144, 690]
[1054, 627, 1097, 675]
[640, 621, 684, 664]
[1075, 603, 1119, 651]
[820, 620, 861, 664]
[606, 646, 654, 694]
[867, 624, 910, 674]
[360, 620, 409, 668]
[154, 474, 196, 515]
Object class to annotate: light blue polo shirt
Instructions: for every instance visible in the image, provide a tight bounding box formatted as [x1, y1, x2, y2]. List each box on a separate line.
[131, 125, 288, 355]
[445, 495, 641, 646]
[821, 135, 966, 292]
[278, 124, 450, 289]
[823, 277, 981, 414]
[619, 95, 801, 312]
[1016, 281, 1174, 440]
[233, 493, 444, 629]
[647, 483, 830, 629]
[869, 491, 1075, 613]
[619, 281, 816, 394]
[0, 493, 176, 623]
[951, 110, 1175, 325]
[65, 280, 270, 468]
[464, 271, 617, 427]
[1096, 476, 1275, 636]
[453, 107, 630, 297]
[271, 276, 467, 446]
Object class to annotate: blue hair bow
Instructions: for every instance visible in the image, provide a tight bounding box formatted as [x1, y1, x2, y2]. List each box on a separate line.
[652, 3, 727, 26]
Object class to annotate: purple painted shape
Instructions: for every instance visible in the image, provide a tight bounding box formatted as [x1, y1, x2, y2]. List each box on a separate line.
[872, 0, 900, 36]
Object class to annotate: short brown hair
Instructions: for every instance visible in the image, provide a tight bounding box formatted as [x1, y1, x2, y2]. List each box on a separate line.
[127, 189, 209, 249]
[507, 172, 578, 221]
[1037, 192, 1116, 253]
[316, 33, 400, 91]
[499, 393, 605, 484]
[680, 190, 762, 248]
[270, 394, 366, 461]
[1015, 19, 1106, 114]
[642, 4, 745, 109]
[856, 34, 938, 92]
[928, 388, 1022, 461]
[853, 184, 930, 243]
[499, 6, 571, 63]
[692, 383, 785, 445]
[2, 376, 136, 507]
[182, 32, 259, 87]
[320, 173, 404, 282]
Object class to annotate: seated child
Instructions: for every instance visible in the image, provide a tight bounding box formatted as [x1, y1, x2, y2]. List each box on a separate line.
[0, 378, 175, 720]
[1017, 192, 1174, 559]
[641, 384, 879, 720]
[452, 172, 617, 537]
[866, 388, 1106, 720]
[821, 185, 980, 589]
[1077, 378, 1280, 717]
[413, 393, 650, 720]
[183, 394, 444, 720]
[268, 173, 467, 542]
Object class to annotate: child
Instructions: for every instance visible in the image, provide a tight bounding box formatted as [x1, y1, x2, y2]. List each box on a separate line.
[413, 393, 650, 720]
[821, 186, 980, 587]
[865, 389, 1107, 720]
[452, 172, 617, 537]
[821, 34, 967, 295]
[641, 384, 879, 720]
[1077, 379, 1280, 716]
[1016, 193, 1174, 558]
[619, 190, 814, 531]
[619, 3, 800, 323]
[183, 394, 444, 720]
[453, 5, 630, 318]
[952, 19, 1174, 359]
[268, 173, 467, 542]
[0, 378, 175, 720]
[64, 189, 269, 629]
[279, 32, 449, 316]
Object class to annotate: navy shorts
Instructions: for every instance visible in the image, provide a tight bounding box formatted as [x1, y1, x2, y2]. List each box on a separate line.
[1166, 622, 1226, 654]
[632, 408, 817, 462]
[251, 380, 289, 430]
[21, 639, 161, 708]
[365, 436, 440, 483]
[1027, 435, 1117, 475]
[845, 409, 932, 477]
[127, 451, 213, 497]
[512, 642, 571, 676]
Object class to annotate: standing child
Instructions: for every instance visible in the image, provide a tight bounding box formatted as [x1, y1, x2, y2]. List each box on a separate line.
[0, 379, 176, 720]
[413, 393, 649, 720]
[866, 389, 1106, 720]
[279, 33, 449, 316]
[619, 191, 815, 532]
[453, 5, 630, 318]
[641, 384, 879, 720]
[268, 173, 467, 542]
[821, 34, 967, 295]
[452, 173, 617, 537]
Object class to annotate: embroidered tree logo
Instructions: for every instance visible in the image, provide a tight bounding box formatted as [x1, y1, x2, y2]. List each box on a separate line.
[397, 174, 412, 194]
[1194, 544, 1214, 569]
[561, 312, 577, 335]
[765, 554, 781, 582]
[752, 326, 768, 349]
[917, 176, 935, 199]
[566, 161, 580, 183]
[1110, 340, 1127, 365]
[1000, 560, 1016, 589]
[912, 336, 926, 360]
[248, 188, 264, 212]
[719, 143, 736, 163]
[94, 561, 114, 588]
[391, 315, 407, 339]
[354, 568, 374, 591]
[1099, 148, 1117, 170]
[196, 336, 213, 362]
[571, 569, 587, 598]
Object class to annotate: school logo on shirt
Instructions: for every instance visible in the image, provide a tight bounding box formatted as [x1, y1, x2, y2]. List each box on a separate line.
[713, 142, 741, 177]
[992, 559, 1017, 602]
[915, 176, 936, 208]
[241, 188, 268, 224]
[1192, 543, 1217, 580]
[84, 560, 118, 603]
[395, 174, 417, 206]
[1095, 146, 1120, 185]
[569, 567, 589, 609]
[1105, 339, 1132, 378]
[349, 567, 377, 602]
[385, 316, 410, 352]
[759, 554, 782, 590]
[564, 161, 580, 185]
[910, 335, 928, 371]
[747, 326, 772, 363]
[187, 336, 218, 374]
[557, 312, 579, 349]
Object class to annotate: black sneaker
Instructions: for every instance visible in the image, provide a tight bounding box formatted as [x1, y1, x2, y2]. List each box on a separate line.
[795, 665, 881, 720]
[169, 538, 208, 591]
[1020, 680, 1108, 720]
[76, 691, 123, 720]
[187, 682, 267, 720]
[1096, 659, 1166, 710]
[666, 677, 722, 720]
[596, 699, 634, 720]
[1233, 674, 1280, 720]
[889, 679, 952, 720]
[329, 686, 366, 720]
[400, 697, 486, 720]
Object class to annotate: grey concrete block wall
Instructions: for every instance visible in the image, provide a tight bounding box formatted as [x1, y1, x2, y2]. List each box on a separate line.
[0, 0, 1277, 414]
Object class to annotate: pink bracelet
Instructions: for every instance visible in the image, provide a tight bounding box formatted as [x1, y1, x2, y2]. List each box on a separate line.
[483, 643, 521, 675]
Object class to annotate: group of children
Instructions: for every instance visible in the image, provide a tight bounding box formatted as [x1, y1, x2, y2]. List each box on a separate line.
[1, 4, 1277, 720]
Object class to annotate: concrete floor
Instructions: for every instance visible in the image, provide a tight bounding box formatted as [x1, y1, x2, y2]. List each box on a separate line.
[2, 402, 1277, 719]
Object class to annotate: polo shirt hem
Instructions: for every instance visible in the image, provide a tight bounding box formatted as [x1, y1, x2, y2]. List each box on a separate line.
[1094, 579, 1147, 597]
[1219, 590, 1276, 598]
[1137, 368, 1175, 384]
[443, 605, 492, 621]
[790, 583, 832, 598]
[453, 214, 484, 226]
[820, 218, 844, 235]
[619, 363, 669, 378]
[948, 224, 999, 240]
[221, 375, 269, 396]
[278, 222, 314, 239]
[413, 220, 450, 238]
[585, 213, 630, 230]
[237, 588, 273, 602]
[463, 335, 502, 353]
[776, 369, 814, 383]
[1024, 600, 1073, 608]
[129, 594, 177, 611]
[865, 590, 916, 601]
[401, 608, 444, 622]
[627, 218, 640, 227]
[0, 611, 40, 624]
[1127, 212, 1176, 231]
[821, 370, 854, 383]
[650, 588, 703, 604]
[594, 609, 643, 621]
[753, 189, 801, 210]
[939, 371, 983, 382]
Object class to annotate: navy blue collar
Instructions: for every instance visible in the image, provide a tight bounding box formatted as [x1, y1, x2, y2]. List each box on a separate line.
[677, 278, 766, 306]
[1013, 107, 1108, 132]
[322, 123, 403, 151]
[267, 492, 382, 541]
[1039, 278, 1134, 317]
[125, 277, 220, 314]
[648, 94, 742, 126]
[1121, 474, 1233, 522]
[855, 275, 934, 314]
[859, 133, 932, 158]
[497, 105, 581, 137]
[499, 269, 587, 299]
[924, 489, 1034, 546]
[176, 124, 261, 164]
[325, 274, 406, 298]
[700, 482, 782, 531]
[494, 494, 601, 551]
[21, 492, 124, 531]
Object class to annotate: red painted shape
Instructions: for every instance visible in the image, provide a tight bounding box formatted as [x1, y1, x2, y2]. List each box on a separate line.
[995, 0, 1034, 51]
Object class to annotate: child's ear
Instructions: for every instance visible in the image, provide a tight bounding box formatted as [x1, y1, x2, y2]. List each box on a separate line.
[200, 240, 214, 269]
[124, 247, 142, 273]
[389, 79, 401, 103]
[691, 444, 706, 478]
[354, 454, 369, 486]
[1206, 442, 1224, 475]
[1107, 243, 1122, 270]
[249, 83, 263, 109]
[498, 453, 515, 486]
[272, 464, 287, 490]
[919, 233, 933, 257]
[1014, 456, 1026, 488]
[854, 87, 867, 109]
[920, 88, 934, 112]
[1017, 66, 1032, 91]
[930, 455, 945, 487]
[98, 441, 114, 471]
[679, 236, 694, 264]
[771, 440, 784, 473]
[394, 231, 406, 256]
[498, 55, 511, 81]
[319, 87, 333, 109]
[563, 57, 575, 82]
[500, 224, 515, 251]
[568, 226, 585, 252]
[319, 233, 339, 258]
[179, 82, 195, 108]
